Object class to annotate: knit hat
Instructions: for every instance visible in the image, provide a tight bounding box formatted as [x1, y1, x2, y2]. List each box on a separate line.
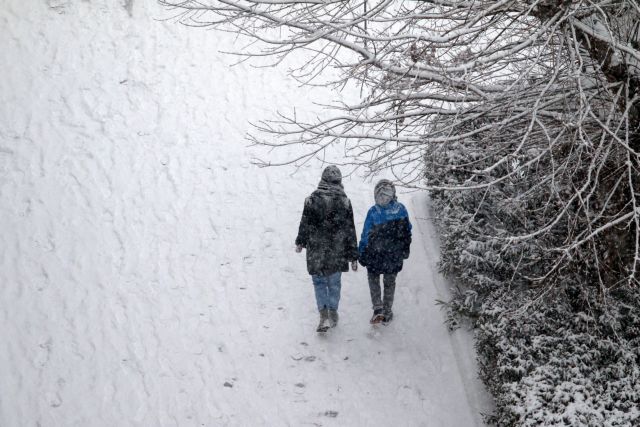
[374, 179, 396, 206]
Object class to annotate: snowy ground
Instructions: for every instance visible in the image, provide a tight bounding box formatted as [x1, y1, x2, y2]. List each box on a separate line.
[0, 1, 492, 425]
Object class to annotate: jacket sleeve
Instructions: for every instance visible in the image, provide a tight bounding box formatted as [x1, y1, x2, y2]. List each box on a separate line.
[358, 208, 374, 258]
[345, 200, 359, 261]
[401, 204, 412, 259]
[295, 197, 313, 247]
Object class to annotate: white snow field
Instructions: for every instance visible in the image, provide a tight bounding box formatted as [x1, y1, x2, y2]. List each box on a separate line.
[0, 1, 492, 425]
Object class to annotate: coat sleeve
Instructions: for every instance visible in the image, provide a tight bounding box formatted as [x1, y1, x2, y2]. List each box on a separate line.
[401, 204, 412, 259]
[359, 208, 373, 254]
[345, 200, 359, 262]
[358, 207, 374, 263]
[295, 197, 313, 247]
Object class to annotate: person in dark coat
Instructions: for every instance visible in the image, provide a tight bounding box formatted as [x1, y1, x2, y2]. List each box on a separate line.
[295, 166, 358, 331]
[358, 179, 411, 323]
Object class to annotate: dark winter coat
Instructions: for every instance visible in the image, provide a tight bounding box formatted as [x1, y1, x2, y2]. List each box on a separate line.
[295, 182, 358, 276]
[358, 200, 412, 275]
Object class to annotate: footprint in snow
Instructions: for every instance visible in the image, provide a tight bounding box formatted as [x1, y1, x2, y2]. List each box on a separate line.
[290, 355, 316, 362]
[223, 378, 238, 388]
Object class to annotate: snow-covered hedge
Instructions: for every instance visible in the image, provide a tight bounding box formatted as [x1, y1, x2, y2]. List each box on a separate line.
[473, 289, 640, 426]
[428, 154, 640, 425]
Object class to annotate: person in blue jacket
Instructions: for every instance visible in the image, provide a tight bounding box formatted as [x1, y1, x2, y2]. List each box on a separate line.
[358, 179, 412, 323]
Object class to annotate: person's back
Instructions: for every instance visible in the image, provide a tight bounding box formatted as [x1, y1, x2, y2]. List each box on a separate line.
[358, 179, 411, 323]
[299, 188, 356, 275]
[295, 166, 358, 332]
[359, 200, 411, 275]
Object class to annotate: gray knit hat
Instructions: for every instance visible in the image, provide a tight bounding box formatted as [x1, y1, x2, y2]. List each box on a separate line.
[374, 179, 396, 206]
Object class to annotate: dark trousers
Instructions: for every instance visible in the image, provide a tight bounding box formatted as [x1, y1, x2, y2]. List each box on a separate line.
[367, 272, 397, 313]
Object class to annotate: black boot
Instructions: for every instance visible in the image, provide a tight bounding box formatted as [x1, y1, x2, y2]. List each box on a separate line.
[382, 308, 394, 324]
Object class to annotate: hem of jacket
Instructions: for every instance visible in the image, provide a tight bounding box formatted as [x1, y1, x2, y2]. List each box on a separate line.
[365, 266, 404, 275]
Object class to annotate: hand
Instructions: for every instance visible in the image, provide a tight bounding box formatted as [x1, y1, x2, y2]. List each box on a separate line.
[351, 261, 358, 271]
[295, 245, 303, 253]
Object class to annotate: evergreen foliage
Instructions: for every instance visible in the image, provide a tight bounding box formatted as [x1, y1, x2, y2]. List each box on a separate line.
[431, 181, 640, 426]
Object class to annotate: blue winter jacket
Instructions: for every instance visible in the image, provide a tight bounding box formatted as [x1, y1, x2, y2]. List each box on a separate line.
[358, 200, 412, 274]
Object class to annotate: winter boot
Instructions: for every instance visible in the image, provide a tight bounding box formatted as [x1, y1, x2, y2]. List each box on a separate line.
[370, 308, 385, 324]
[328, 309, 339, 328]
[382, 309, 394, 324]
[317, 309, 330, 332]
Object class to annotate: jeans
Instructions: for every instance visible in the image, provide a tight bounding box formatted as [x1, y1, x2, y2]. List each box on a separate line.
[367, 272, 397, 312]
[311, 272, 342, 311]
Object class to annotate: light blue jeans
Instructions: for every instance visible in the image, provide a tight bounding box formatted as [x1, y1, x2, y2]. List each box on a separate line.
[311, 272, 342, 311]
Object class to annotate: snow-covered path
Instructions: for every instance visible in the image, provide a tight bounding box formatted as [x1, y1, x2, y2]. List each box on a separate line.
[1, 1, 491, 425]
